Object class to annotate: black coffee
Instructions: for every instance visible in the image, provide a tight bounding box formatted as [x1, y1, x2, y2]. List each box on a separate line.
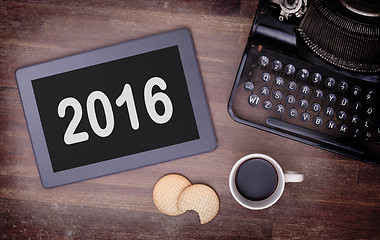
[235, 158, 278, 201]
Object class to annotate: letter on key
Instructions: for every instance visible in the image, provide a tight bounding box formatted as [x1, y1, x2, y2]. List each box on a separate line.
[248, 94, 260, 106]
[275, 104, 285, 114]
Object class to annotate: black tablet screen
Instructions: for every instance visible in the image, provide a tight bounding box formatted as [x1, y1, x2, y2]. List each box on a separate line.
[32, 46, 199, 172]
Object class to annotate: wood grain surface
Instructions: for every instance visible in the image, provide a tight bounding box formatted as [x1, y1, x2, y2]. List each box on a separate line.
[1, 0, 379, 239]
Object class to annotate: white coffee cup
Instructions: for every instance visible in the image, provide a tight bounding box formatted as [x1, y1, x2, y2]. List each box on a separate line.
[229, 153, 303, 210]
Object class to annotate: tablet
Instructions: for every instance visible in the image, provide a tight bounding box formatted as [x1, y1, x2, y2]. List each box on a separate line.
[16, 28, 217, 188]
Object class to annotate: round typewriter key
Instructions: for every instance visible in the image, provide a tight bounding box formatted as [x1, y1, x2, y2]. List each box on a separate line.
[275, 104, 285, 114]
[351, 115, 360, 124]
[260, 87, 270, 96]
[263, 100, 273, 110]
[298, 69, 309, 80]
[311, 103, 321, 113]
[300, 85, 310, 96]
[366, 106, 374, 115]
[327, 120, 336, 130]
[311, 73, 322, 84]
[248, 94, 260, 106]
[286, 95, 296, 105]
[313, 89, 323, 99]
[352, 129, 361, 138]
[365, 90, 374, 101]
[288, 108, 298, 118]
[337, 111, 347, 121]
[299, 99, 308, 109]
[244, 81, 254, 91]
[339, 98, 349, 107]
[300, 112, 310, 122]
[338, 81, 348, 92]
[272, 60, 282, 71]
[273, 91, 283, 101]
[324, 77, 335, 88]
[258, 56, 269, 67]
[313, 116, 323, 126]
[353, 102, 362, 112]
[364, 119, 373, 128]
[364, 132, 372, 141]
[326, 93, 336, 104]
[275, 77, 284, 86]
[351, 86, 361, 97]
[261, 73, 271, 82]
[284, 64, 295, 75]
[338, 124, 348, 134]
[287, 81, 297, 91]
[324, 107, 334, 116]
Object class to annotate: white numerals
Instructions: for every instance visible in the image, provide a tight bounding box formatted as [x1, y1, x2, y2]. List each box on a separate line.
[58, 97, 89, 145]
[144, 77, 173, 124]
[58, 77, 172, 145]
[87, 91, 115, 137]
[115, 83, 139, 130]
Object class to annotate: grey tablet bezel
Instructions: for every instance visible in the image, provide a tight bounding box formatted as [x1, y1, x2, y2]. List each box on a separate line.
[16, 28, 217, 188]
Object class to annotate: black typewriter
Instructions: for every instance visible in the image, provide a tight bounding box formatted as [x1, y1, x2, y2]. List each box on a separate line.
[228, 0, 380, 165]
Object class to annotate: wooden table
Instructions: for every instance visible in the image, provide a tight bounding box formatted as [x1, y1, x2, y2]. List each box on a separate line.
[1, 1, 379, 239]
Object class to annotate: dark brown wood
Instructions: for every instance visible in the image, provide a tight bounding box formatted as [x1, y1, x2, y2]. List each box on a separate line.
[1, 1, 379, 239]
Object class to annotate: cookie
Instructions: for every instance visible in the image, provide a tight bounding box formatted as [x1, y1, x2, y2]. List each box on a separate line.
[177, 184, 219, 224]
[153, 174, 192, 216]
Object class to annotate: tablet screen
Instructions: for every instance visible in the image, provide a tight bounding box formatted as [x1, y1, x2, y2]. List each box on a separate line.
[32, 46, 199, 172]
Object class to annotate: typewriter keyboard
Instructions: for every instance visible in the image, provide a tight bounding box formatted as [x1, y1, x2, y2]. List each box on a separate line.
[229, 45, 380, 165]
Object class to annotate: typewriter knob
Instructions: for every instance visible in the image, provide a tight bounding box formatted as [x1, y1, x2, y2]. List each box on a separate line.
[269, 0, 308, 21]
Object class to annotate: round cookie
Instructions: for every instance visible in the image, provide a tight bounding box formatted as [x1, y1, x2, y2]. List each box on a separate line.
[153, 174, 192, 216]
[177, 184, 219, 224]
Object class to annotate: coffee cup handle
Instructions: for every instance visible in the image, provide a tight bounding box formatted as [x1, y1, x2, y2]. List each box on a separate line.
[284, 171, 304, 183]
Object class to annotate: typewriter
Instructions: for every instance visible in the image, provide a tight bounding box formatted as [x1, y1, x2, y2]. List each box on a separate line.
[228, 0, 380, 165]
